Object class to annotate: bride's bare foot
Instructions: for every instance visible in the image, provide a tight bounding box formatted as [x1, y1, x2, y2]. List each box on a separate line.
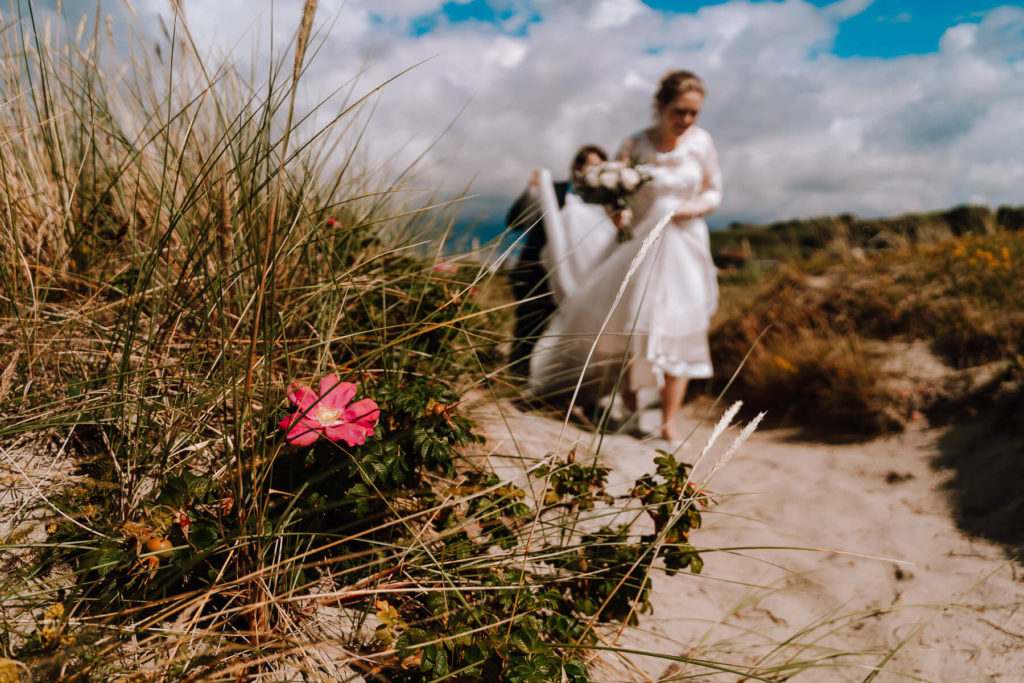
[662, 424, 683, 442]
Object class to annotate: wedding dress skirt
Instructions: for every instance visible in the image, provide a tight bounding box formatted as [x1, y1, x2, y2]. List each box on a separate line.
[529, 214, 717, 402]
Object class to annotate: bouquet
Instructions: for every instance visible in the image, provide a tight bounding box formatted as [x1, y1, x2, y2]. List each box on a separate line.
[576, 161, 652, 242]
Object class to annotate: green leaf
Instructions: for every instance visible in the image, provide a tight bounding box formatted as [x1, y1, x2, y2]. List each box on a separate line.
[421, 643, 448, 677]
[80, 541, 124, 577]
[396, 627, 430, 653]
[190, 521, 219, 550]
[346, 482, 370, 515]
[564, 658, 588, 678]
[509, 627, 543, 654]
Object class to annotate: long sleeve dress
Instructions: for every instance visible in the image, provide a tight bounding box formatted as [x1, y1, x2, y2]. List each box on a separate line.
[529, 125, 722, 403]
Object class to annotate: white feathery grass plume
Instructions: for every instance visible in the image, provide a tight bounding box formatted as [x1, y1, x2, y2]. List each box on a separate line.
[695, 400, 743, 466]
[607, 404, 763, 641]
[704, 410, 766, 487]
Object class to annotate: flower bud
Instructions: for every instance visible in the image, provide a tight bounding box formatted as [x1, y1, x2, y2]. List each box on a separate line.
[620, 168, 640, 191]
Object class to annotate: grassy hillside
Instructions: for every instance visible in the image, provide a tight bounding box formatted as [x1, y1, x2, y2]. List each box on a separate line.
[709, 211, 1024, 436]
[711, 204, 1024, 266]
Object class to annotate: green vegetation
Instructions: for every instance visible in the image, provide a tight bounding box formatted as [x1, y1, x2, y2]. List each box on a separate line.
[710, 215, 1024, 436]
[711, 203, 1024, 264]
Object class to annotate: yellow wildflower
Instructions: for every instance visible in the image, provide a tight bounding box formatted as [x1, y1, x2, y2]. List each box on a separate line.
[773, 355, 798, 373]
[0, 659, 23, 683]
[39, 624, 58, 646]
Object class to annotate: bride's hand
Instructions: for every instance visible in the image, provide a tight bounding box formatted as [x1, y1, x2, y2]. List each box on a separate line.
[672, 204, 700, 222]
[612, 208, 633, 229]
[673, 198, 712, 222]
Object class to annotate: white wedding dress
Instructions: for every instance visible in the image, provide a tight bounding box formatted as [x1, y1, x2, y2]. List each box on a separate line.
[529, 126, 722, 404]
[534, 168, 619, 306]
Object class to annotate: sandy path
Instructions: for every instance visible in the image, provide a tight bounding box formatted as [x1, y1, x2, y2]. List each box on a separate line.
[473, 398, 1024, 682]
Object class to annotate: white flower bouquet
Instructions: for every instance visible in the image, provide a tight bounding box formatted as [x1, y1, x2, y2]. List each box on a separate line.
[576, 161, 652, 241]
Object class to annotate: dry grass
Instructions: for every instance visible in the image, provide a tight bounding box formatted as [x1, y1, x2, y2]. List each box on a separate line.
[710, 230, 1024, 436]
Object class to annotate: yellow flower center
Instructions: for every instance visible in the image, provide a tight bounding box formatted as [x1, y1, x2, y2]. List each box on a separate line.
[315, 406, 341, 425]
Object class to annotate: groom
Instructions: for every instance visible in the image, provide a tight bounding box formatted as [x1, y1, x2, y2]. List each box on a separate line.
[505, 144, 608, 374]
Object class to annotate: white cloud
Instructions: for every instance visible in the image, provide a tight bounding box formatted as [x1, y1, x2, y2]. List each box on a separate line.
[823, 0, 874, 22]
[587, 0, 646, 30]
[366, 0, 444, 19]
[940, 23, 977, 53]
[88, 0, 1024, 227]
[484, 36, 528, 69]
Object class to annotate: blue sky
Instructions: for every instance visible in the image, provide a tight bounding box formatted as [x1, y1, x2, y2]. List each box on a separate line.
[827, 0, 1018, 56]
[409, 0, 1016, 56]
[53, 0, 1024, 237]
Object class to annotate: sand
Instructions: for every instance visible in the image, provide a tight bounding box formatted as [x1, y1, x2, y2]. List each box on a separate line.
[472, 397, 1024, 682]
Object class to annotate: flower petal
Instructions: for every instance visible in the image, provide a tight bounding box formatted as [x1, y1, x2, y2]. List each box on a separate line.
[324, 422, 369, 446]
[286, 383, 317, 410]
[285, 420, 322, 446]
[319, 374, 357, 410]
[299, 414, 324, 429]
[343, 398, 380, 428]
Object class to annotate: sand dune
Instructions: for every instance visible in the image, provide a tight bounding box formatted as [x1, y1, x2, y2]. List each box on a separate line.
[474, 398, 1024, 682]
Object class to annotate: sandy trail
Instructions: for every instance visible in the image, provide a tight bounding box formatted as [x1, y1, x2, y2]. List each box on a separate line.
[473, 397, 1024, 682]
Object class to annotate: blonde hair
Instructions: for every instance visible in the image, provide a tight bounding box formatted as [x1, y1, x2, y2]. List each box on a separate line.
[654, 70, 706, 110]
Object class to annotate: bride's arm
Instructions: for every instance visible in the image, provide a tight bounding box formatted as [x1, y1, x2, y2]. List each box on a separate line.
[673, 135, 723, 221]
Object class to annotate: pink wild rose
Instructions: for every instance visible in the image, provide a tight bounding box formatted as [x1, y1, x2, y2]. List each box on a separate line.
[279, 374, 380, 447]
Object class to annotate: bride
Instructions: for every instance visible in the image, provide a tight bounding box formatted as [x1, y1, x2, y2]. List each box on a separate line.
[530, 70, 722, 442]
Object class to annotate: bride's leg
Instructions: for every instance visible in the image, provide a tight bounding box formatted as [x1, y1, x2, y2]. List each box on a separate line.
[660, 374, 688, 441]
[622, 389, 638, 413]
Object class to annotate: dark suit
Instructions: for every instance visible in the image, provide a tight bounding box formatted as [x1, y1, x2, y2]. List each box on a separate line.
[506, 180, 571, 373]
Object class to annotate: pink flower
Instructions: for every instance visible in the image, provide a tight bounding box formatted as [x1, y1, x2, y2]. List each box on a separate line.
[278, 374, 380, 447]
